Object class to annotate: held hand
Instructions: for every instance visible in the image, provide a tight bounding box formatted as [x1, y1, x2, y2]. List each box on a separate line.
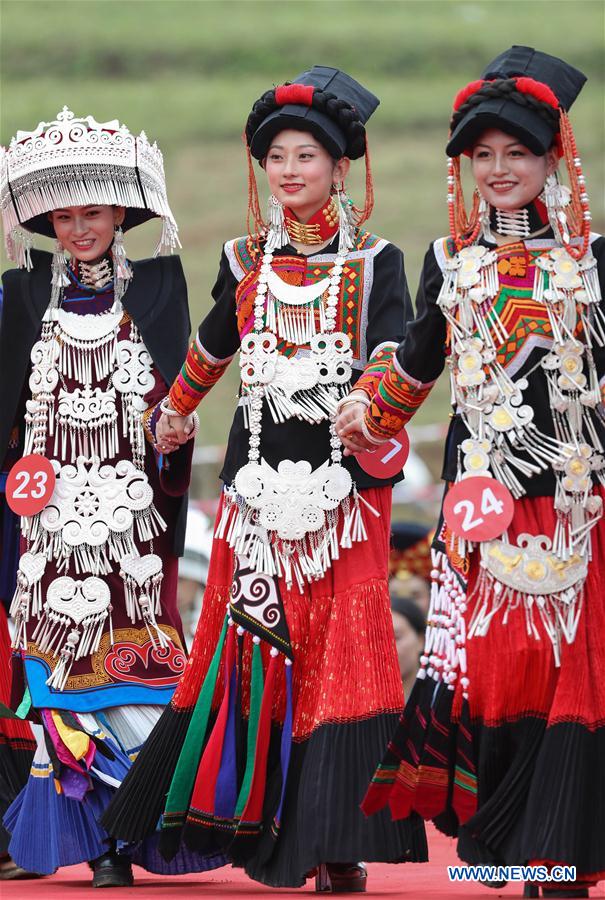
[155, 414, 181, 454]
[155, 412, 197, 452]
[334, 402, 377, 457]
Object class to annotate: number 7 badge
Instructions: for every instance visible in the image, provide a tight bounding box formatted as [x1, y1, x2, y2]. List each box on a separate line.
[357, 429, 410, 479]
[6, 455, 56, 517]
[443, 476, 514, 542]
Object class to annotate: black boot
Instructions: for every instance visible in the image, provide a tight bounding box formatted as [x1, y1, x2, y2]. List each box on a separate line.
[90, 849, 133, 889]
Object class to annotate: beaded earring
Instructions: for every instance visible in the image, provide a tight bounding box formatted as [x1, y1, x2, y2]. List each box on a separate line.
[6, 227, 33, 271]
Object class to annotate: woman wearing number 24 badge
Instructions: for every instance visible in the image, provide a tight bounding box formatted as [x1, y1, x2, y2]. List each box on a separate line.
[104, 66, 427, 891]
[0, 109, 229, 886]
[344, 47, 605, 897]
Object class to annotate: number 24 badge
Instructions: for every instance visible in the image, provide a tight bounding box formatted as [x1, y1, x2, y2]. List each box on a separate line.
[443, 476, 514, 542]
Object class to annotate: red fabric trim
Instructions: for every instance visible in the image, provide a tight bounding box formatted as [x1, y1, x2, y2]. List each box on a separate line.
[0, 605, 35, 744]
[453, 80, 484, 111]
[283, 195, 340, 243]
[275, 84, 314, 107]
[514, 76, 559, 110]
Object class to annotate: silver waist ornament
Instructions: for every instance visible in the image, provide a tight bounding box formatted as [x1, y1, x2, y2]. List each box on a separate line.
[434, 241, 605, 666]
[216, 246, 378, 591]
[12, 299, 171, 686]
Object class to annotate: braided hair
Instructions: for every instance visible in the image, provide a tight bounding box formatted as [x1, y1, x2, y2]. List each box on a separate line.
[245, 86, 367, 159]
[450, 78, 560, 133]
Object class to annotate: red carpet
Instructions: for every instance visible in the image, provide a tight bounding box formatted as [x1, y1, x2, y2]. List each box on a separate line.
[2, 826, 604, 898]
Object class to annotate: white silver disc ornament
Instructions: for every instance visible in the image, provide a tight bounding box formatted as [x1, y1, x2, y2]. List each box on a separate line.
[120, 552, 169, 648]
[235, 459, 352, 541]
[17, 266, 174, 673]
[23, 456, 166, 575]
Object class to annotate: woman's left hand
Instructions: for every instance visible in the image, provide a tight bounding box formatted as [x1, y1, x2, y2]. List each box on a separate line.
[334, 402, 377, 457]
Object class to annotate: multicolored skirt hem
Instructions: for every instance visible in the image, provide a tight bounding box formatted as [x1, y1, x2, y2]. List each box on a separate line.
[104, 487, 428, 887]
[4, 704, 226, 875]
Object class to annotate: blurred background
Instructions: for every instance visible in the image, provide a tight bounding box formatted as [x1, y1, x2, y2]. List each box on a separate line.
[2, 0, 604, 638]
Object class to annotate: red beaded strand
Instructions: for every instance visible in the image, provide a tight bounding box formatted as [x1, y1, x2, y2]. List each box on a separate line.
[447, 156, 481, 251]
[558, 110, 592, 261]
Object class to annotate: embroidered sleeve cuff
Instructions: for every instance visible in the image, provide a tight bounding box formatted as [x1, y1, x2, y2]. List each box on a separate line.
[169, 336, 235, 416]
[142, 403, 162, 445]
[364, 356, 436, 441]
[354, 342, 398, 400]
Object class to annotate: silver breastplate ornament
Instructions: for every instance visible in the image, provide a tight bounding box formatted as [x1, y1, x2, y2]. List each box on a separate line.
[12, 297, 170, 689]
[433, 238, 604, 669]
[215, 247, 377, 591]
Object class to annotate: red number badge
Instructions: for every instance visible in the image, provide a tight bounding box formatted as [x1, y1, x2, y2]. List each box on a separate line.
[357, 429, 410, 479]
[5, 455, 56, 516]
[443, 476, 514, 542]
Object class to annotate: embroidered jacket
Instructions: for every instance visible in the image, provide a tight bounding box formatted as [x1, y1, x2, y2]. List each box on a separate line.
[170, 230, 412, 489]
[364, 231, 605, 495]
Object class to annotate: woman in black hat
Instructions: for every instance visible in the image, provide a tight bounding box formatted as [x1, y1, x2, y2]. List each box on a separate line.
[352, 47, 605, 896]
[104, 67, 427, 890]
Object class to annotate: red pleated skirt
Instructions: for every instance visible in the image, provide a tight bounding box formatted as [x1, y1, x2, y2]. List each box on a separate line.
[173, 486, 405, 738]
[364, 488, 605, 884]
[454, 490, 605, 730]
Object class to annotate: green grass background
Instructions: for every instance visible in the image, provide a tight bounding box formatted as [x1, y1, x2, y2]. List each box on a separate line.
[2, 0, 604, 500]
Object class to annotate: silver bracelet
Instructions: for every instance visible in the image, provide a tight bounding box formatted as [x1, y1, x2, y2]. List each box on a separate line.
[336, 392, 371, 414]
[361, 418, 388, 446]
[160, 397, 185, 417]
[189, 411, 200, 440]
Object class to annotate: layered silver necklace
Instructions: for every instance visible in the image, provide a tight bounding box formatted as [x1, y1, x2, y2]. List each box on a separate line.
[216, 232, 377, 591]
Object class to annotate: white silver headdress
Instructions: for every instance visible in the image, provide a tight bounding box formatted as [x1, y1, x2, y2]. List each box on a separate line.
[0, 106, 179, 266]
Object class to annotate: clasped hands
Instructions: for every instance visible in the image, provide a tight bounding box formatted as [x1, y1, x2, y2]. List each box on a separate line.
[334, 394, 377, 457]
[155, 410, 197, 455]
[154, 395, 375, 457]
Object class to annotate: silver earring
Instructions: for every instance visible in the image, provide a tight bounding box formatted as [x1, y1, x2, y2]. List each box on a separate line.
[335, 184, 355, 253]
[265, 195, 288, 252]
[542, 172, 571, 245]
[112, 225, 132, 303]
[478, 194, 495, 242]
[50, 240, 70, 307]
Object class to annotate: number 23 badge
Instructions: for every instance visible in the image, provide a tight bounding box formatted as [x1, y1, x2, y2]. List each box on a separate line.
[5, 455, 56, 516]
[443, 476, 514, 542]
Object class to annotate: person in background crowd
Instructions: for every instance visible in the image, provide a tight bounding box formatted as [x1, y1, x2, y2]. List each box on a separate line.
[390, 595, 426, 701]
[389, 522, 432, 615]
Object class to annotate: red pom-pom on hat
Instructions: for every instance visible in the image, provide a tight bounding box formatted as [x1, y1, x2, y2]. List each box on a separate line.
[452, 80, 485, 111]
[514, 77, 560, 110]
[275, 84, 315, 107]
